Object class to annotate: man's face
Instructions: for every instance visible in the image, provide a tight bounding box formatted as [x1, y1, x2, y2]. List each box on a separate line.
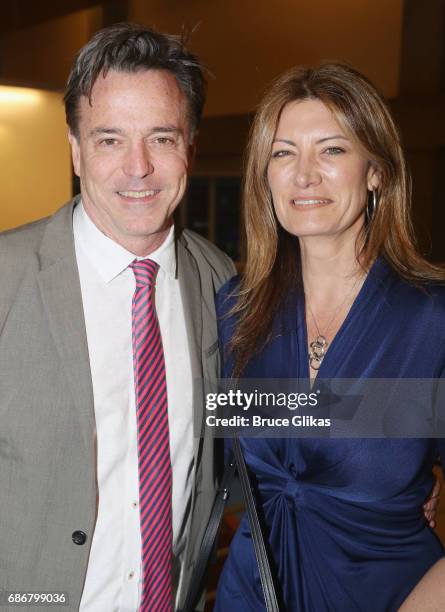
[69, 69, 192, 255]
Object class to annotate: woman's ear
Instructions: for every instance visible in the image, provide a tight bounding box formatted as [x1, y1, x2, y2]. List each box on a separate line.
[367, 163, 381, 192]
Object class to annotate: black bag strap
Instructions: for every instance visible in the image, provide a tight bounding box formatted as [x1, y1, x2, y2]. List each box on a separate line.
[180, 438, 279, 612]
[232, 436, 280, 612]
[180, 454, 236, 612]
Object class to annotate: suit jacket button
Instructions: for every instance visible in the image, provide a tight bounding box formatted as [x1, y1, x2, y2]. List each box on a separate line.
[72, 530, 87, 545]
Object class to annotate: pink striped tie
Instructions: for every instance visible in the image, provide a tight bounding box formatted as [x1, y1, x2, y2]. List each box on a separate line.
[130, 259, 173, 612]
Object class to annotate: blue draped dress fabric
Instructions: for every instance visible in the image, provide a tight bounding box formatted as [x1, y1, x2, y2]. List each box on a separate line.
[214, 258, 445, 612]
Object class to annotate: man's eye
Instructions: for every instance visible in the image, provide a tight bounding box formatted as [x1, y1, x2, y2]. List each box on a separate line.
[154, 136, 175, 145]
[99, 138, 118, 146]
[324, 146, 345, 155]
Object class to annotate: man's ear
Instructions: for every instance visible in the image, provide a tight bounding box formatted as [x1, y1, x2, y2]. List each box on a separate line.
[68, 130, 81, 177]
[367, 163, 381, 192]
[187, 136, 197, 174]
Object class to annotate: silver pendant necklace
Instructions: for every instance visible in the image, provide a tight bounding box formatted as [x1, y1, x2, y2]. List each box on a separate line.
[308, 333, 328, 371]
[306, 275, 363, 371]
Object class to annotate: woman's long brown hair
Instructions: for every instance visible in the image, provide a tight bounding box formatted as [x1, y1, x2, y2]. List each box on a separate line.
[229, 63, 444, 377]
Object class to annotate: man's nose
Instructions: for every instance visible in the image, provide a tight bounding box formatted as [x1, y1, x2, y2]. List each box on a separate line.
[293, 154, 321, 188]
[123, 142, 154, 178]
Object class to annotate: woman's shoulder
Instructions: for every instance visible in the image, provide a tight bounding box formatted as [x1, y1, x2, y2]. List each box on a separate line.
[393, 274, 445, 313]
[376, 258, 445, 309]
[214, 275, 242, 363]
[415, 282, 445, 334]
[215, 274, 240, 318]
[384, 266, 445, 351]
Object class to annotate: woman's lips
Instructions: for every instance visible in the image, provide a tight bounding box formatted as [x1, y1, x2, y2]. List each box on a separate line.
[290, 197, 333, 208]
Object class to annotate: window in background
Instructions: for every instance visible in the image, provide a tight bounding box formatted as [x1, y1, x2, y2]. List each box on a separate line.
[182, 175, 241, 261]
[432, 146, 445, 262]
[214, 177, 241, 261]
[184, 176, 210, 239]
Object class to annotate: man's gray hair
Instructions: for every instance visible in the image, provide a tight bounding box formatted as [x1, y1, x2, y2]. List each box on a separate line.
[64, 22, 206, 139]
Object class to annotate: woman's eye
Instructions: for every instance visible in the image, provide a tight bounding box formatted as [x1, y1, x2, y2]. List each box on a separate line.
[271, 150, 291, 159]
[323, 146, 345, 155]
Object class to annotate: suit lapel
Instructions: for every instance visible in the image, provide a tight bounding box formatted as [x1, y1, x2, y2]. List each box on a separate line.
[37, 201, 95, 451]
[176, 234, 204, 458]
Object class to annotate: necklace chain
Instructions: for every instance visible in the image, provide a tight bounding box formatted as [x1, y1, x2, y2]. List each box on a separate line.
[306, 275, 363, 371]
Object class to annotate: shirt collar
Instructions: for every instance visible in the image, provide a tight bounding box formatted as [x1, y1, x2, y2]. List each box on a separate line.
[73, 201, 177, 283]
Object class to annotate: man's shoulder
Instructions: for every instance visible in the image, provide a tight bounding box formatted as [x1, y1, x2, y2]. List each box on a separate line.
[0, 215, 50, 255]
[0, 199, 75, 257]
[0, 201, 75, 306]
[0, 216, 54, 325]
[0, 218, 53, 297]
[179, 228, 236, 284]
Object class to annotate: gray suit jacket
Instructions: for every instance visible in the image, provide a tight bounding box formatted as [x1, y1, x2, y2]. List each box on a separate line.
[0, 198, 235, 611]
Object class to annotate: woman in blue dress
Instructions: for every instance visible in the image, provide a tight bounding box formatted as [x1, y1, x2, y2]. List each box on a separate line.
[215, 63, 445, 611]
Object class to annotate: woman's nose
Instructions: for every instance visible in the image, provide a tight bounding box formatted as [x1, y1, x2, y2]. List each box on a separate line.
[293, 154, 322, 188]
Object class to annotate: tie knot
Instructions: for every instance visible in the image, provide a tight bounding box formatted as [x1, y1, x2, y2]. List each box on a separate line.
[130, 259, 159, 287]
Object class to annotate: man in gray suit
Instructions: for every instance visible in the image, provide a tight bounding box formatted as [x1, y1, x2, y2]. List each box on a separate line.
[0, 23, 234, 611]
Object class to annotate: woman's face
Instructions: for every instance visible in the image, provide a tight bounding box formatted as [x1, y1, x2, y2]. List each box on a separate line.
[267, 98, 380, 243]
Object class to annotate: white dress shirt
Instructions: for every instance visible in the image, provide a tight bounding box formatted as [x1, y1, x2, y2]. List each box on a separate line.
[73, 202, 194, 611]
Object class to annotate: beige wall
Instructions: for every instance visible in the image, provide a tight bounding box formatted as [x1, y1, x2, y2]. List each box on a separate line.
[0, 7, 102, 89]
[130, 0, 404, 115]
[0, 86, 71, 230]
[0, 1, 403, 114]
[0, 7, 103, 230]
